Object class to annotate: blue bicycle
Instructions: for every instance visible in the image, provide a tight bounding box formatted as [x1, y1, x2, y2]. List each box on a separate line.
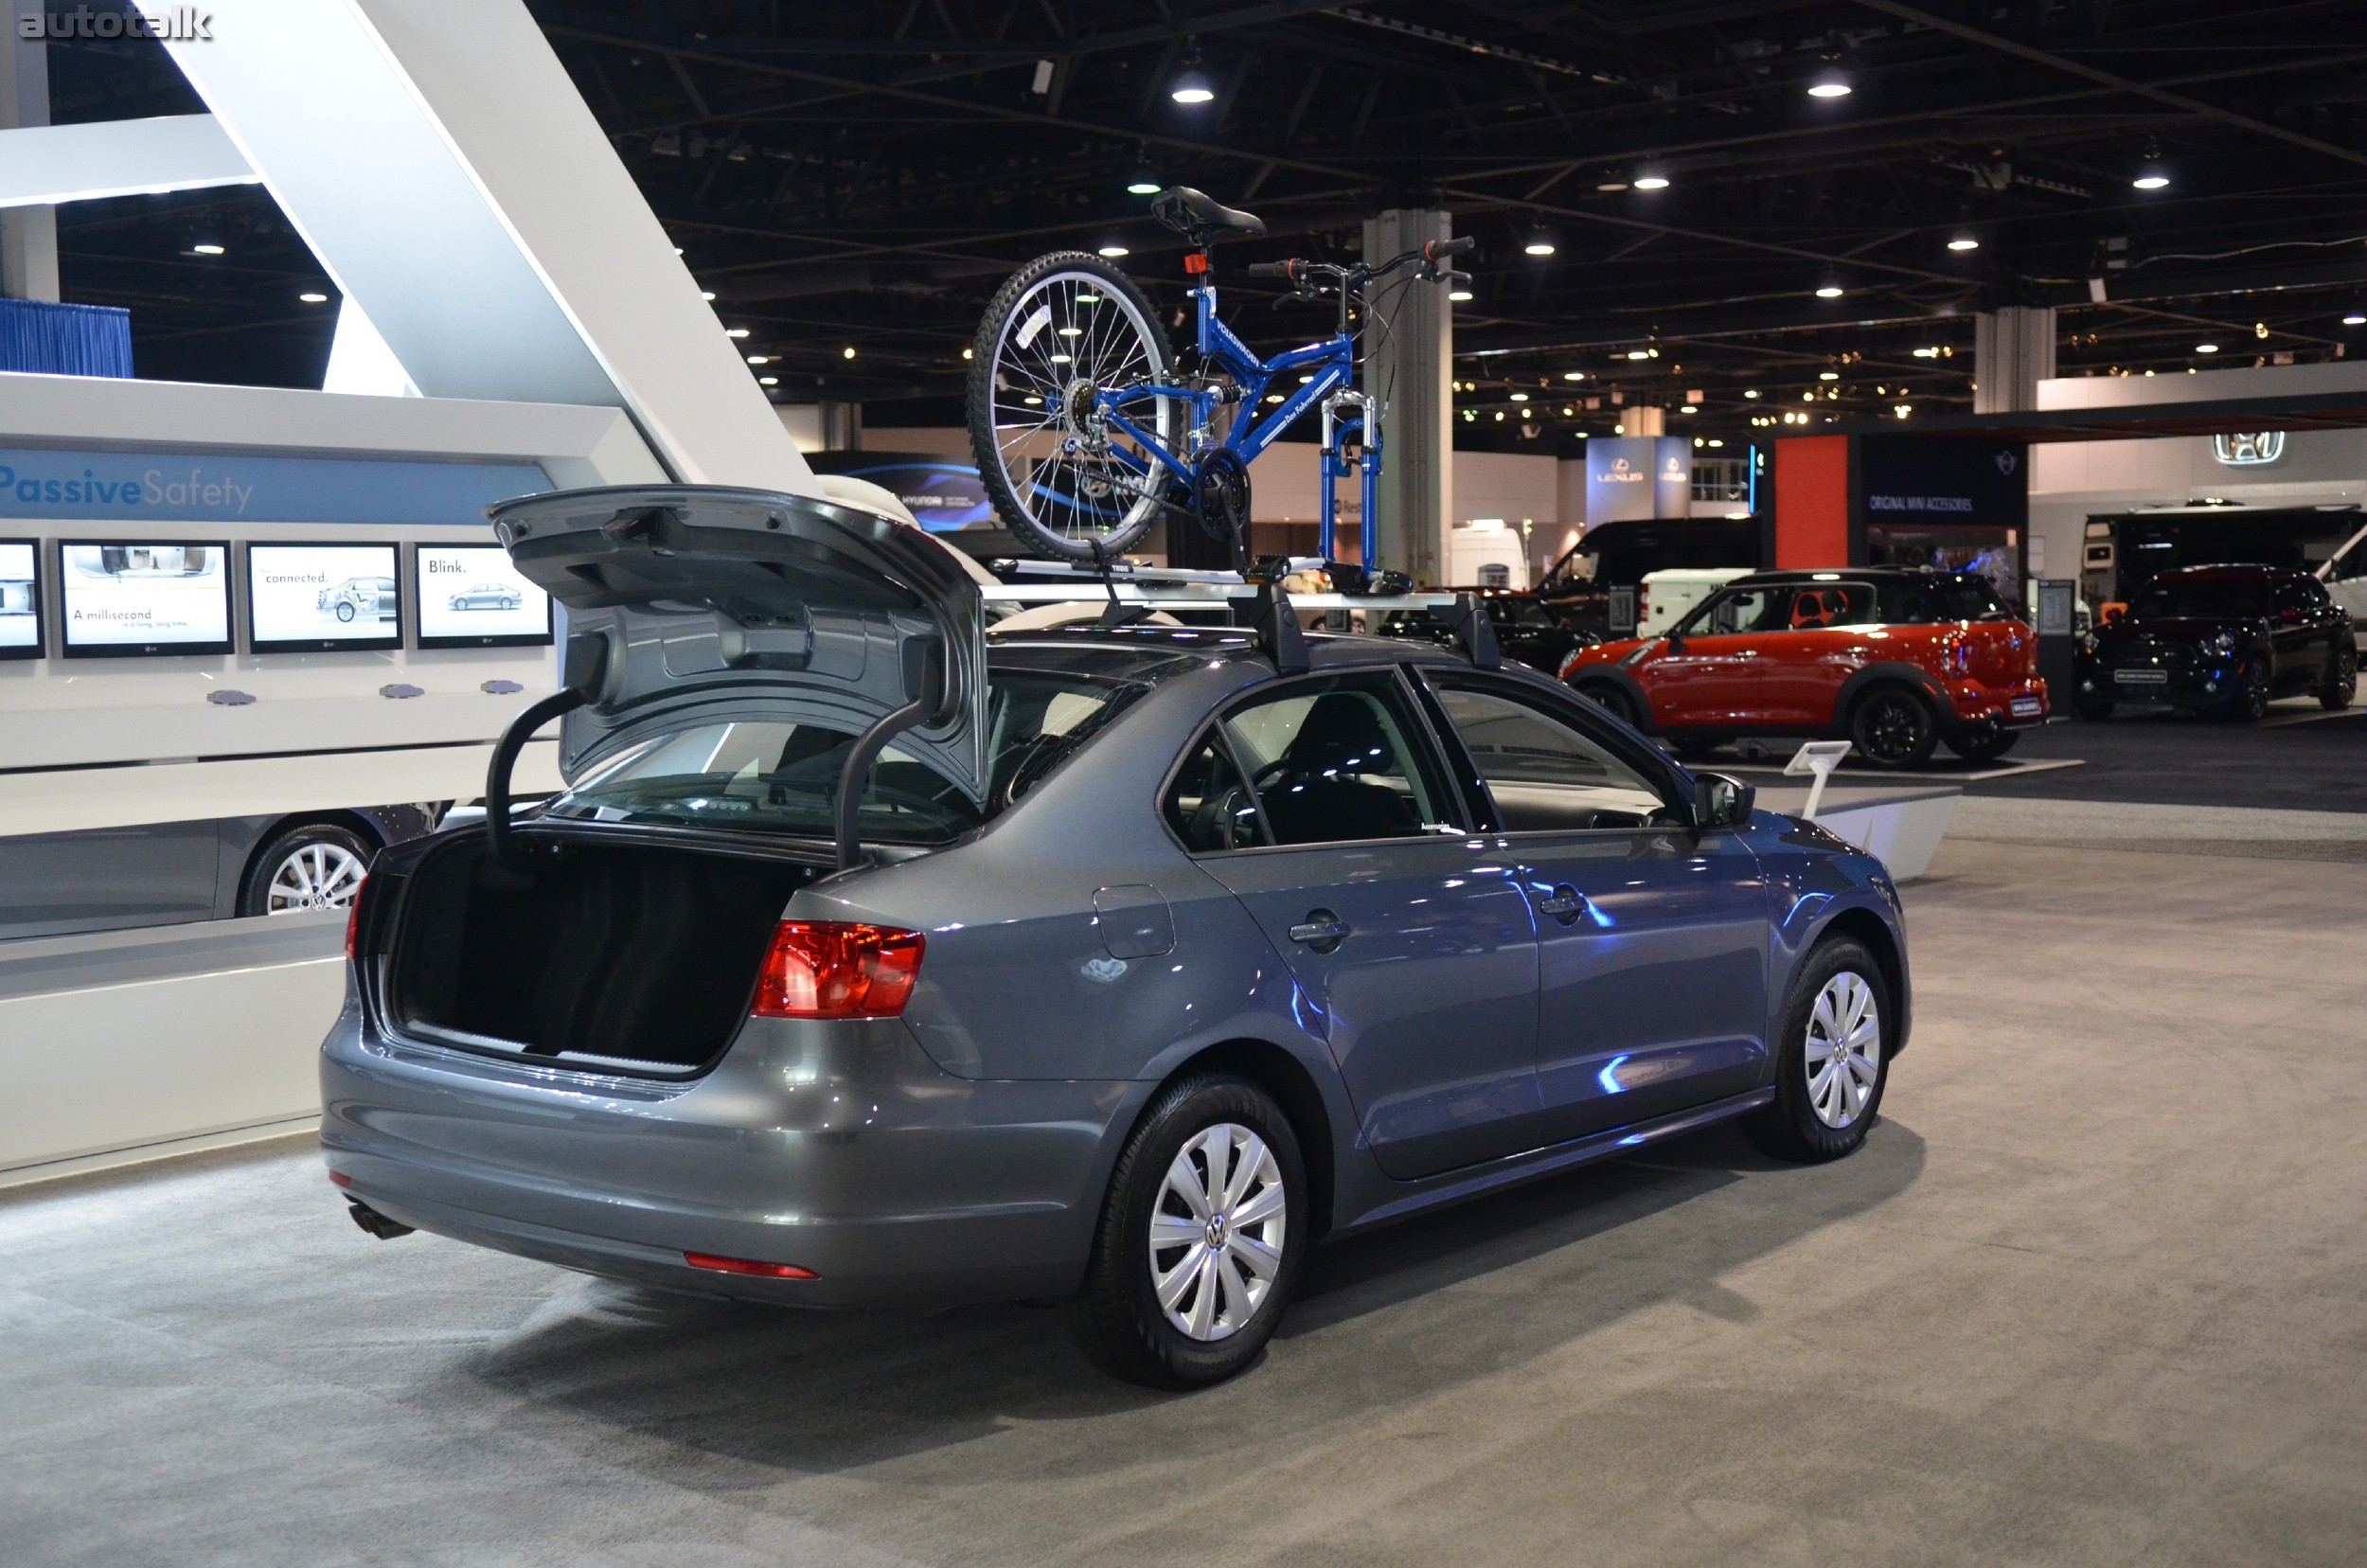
[967, 187, 1472, 564]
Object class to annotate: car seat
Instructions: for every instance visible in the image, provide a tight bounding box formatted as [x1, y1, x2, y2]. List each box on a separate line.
[1256, 693, 1420, 843]
[1790, 590, 1840, 629]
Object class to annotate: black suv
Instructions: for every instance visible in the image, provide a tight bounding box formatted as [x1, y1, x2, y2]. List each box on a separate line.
[2073, 564, 2358, 722]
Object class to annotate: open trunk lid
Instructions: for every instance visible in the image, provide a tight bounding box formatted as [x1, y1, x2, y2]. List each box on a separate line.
[489, 485, 987, 803]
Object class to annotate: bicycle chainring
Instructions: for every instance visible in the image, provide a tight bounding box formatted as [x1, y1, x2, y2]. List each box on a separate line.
[1190, 449, 1252, 544]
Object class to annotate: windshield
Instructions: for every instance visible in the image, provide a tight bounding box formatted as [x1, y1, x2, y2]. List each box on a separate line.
[544, 670, 1130, 846]
[2135, 578, 2274, 620]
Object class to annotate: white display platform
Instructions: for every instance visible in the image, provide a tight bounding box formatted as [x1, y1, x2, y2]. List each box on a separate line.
[1754, 783, 1963, 881]
[0, 913, 350, 1186]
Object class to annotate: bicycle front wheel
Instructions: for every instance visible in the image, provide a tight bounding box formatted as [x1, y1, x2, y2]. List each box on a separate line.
[968, 253, 1178, 561]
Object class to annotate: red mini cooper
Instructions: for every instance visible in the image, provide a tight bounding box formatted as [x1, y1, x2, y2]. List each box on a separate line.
[1558, 567, 2049, 767]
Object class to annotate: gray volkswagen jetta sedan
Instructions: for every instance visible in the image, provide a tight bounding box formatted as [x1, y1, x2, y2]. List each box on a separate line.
[324, 485, 1909, 1388]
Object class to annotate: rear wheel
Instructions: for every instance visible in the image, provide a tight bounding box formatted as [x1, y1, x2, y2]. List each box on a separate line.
[1067, 1076, 1307, 1388]
[1848, 686, 1938, 769]
[1575, 682, 1640, 728]
[2322, 643, 2358, 710]
[1743, 938, 1891, 1163]
[240, 823, 372, 918]
[968, 252, 1179, 562]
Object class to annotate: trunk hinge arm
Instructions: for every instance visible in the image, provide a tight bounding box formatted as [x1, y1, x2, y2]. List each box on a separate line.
[486, 632, 610, 874]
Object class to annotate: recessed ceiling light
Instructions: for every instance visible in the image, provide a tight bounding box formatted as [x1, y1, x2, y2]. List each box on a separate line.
[1820, 371, 1840, 381]
[842, 346, 856, 359]
[1679, 404, 1696, 414]
[672, 246, 685, 256]
[190, 242, 224, 256]
[701, 290, 717, 301]
[1051, 353, 1073, 364]
[1562, 371, 1584, 381]
[1509, 392, 1528, 401]
[2195, 342, 2219, 353]
[2132, 169, 2170, 190]
[1127, 177, 1161, 195]
[1807, 78, 1851, 98]
[1895, 404, 1913, 419]
[1632, 174, 1670, 190]
[298, 292, 328, 304]
[1023, 394, 1043, 405]
[1449, 288, 1473, 302]
[746, 354, 768, 365]
[962, 347, 974, 359]
[1524, 241, 1557, 257]
[1169, 61, 1215, 104]
[1815, 285, 1844, 298]
[1743, 389, 1760, 399]
[726, 327, 749, 338]
[1947, 236, 1980, 252]
[1058, 326, 1082, 336]
[1596, 181, 1628, 192]
[2345, 312, 2366, 326]
[758, 376, 777, 385]
[1627, 349, 1649, 361]
[1097, 244, 1130, 258]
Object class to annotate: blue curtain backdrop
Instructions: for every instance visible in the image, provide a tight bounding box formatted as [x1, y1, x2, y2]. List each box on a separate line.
[0, 299, 135, 378]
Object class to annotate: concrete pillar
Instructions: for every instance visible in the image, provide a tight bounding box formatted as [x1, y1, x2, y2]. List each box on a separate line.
[1973, 307, 2056, 415]
[1361, 207, 1451, 583]
[1, 2, 62, 302]
[1624, 407, 1665, 437]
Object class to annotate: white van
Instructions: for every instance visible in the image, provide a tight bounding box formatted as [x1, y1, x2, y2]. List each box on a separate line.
[1637, 566, 1753, 638]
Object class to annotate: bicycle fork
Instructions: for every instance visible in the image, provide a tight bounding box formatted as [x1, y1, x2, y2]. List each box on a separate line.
[1319, 389, 1379, 568]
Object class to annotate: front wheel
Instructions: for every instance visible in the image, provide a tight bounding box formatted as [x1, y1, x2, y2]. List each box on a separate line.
[2322, 643, 2358, 710]
[968, 252, 1178, 562]
[334, 601, 356, 623]
[1849, 687, 1939, 769]
[240, 823, 372, 918]
[1743, 938, 1891, 1163]
[1575, 682, 1641, 729]
[1067, 1076, 1307, 1388]
[2216, 657, 2271, 722]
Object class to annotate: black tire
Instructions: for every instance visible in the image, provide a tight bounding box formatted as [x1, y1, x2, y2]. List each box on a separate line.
[1575, 681, 1640, 728]
[1848, 686, 1939, 769]
[2322, 643, 2358, 711]
[2073, 694, 2114, 722]
[2216, 656, 2271, 722]
[334, 601, 356, 623]
[1067, 1076, 1308, 1389]
[967, 252, 1177, 562]
[1945, 724, 2019, 764]
[1742, 937, 1892, 1163]
[239, 822, 374, 918]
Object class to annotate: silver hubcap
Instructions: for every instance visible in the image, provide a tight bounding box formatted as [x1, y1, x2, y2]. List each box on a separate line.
[266, 842, 365, 915]
[1148, 1122, 1286, 1343]
[1806, 971, 1882, 1129]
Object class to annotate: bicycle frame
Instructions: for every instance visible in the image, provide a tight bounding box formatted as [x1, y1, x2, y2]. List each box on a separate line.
[1091, 281, 1379, 565]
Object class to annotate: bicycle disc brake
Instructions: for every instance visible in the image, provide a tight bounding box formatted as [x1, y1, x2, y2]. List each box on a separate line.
[1190, 449, 1252, 544]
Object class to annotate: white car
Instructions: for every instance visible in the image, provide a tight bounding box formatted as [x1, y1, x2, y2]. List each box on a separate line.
[1637, 566, 1753, 638]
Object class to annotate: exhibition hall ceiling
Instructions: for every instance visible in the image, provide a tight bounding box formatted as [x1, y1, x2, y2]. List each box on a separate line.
[39, 0, 2367, 446]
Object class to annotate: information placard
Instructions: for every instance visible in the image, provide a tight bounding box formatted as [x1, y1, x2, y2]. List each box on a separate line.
[246, 542, 401, 652]
[414, 543, 551, 649]
[59, 540, 233, 657]
[0, 539, 39, 659]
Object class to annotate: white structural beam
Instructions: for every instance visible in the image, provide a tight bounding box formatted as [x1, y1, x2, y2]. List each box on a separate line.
[135, 0, 813, 493]
[0, 115, 258, 208]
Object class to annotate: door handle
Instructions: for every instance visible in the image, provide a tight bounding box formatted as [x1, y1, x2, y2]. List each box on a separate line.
[1532, 883, 1591, 925]
[1288, 909, 1349, 953]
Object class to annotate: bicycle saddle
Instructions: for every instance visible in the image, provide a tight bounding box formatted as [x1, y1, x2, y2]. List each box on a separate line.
[1150, 187, 1267, 240]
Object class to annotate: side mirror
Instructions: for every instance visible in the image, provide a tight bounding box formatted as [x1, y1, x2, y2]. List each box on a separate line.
[1693, 772, 1755, 831]
[1664, 630, 1685, 652]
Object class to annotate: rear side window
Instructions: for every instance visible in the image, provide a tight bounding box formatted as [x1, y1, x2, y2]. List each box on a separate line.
[1880, 576, 2011, 623]
[1780, 583, 1875, 629]
[1429, 685, 1675, 831]
[1165, 675, 1463, 851]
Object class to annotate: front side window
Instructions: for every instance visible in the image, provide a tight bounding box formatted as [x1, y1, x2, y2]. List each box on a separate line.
[1165, 675, 1462, 851]
[1429, 683, 1676, 832]
[1780, 582, 1875, 630]
[1682, 586, 1789, 636]
[547, 671, 1128, 846]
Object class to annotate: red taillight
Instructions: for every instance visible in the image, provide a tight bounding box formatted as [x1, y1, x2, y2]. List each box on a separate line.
[752, 921, 925, 1019]
[344, 874, 369, 960]
[685, 1252, 818, 1279]
[328, 1169, 352, 1188]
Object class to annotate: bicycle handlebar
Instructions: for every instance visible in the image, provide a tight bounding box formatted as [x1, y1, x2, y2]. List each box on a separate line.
[1244, 261, 1290, 279]
[1242, 239, 1473, 293]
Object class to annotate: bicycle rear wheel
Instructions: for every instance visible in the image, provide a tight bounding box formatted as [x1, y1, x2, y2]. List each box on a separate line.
[968, 253, 1178, 561]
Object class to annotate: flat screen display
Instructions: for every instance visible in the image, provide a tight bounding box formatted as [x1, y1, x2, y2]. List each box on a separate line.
[59, 540, 233, 657]
[415, 543, 552, 648]
[246, 542, 401, 652]
[0, 539, 39, 659]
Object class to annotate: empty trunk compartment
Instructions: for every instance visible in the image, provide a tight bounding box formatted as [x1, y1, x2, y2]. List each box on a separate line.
[386, 831, 822, 1071]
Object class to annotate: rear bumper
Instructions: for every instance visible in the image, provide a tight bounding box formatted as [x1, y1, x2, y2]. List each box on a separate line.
[320, 1000, 1139, 1308]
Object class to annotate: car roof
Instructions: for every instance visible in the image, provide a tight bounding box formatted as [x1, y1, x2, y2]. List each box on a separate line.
[986, 624, 1472, 682]
[1723, 566, 1988, 587]
[2147, 563, 2298, 581]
